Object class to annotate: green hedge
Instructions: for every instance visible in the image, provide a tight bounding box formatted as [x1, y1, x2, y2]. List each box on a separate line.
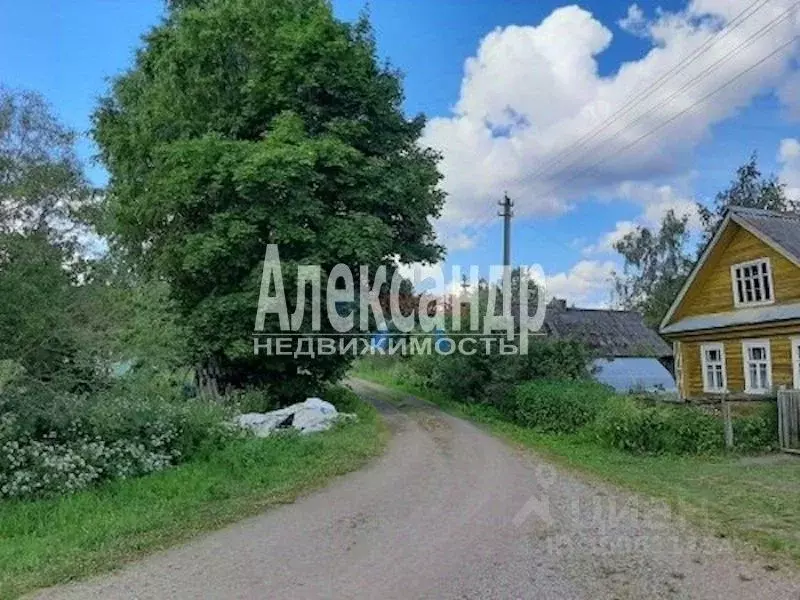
[594, 397, 722, 455]
[732, 403, 779, 453]
[503, 380, 614, 434]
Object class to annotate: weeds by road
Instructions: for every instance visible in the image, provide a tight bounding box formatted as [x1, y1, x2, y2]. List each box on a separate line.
[0, 389, 386, 600]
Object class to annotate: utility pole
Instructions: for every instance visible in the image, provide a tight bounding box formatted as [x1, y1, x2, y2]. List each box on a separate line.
[498, 192, 514, 267]
[460, 273, 470, 295]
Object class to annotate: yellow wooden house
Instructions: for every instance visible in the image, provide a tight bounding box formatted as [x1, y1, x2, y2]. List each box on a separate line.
[660, 206, 800, 400]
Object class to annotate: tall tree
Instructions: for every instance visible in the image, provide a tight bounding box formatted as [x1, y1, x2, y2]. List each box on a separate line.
[613, 210, 694, 328]
[0, 88, 98, 386]
[615, 154, 797, 327]
[698, 153, 794, 242]
[93, 0, 445, 397]
[0, 88, 93, 252]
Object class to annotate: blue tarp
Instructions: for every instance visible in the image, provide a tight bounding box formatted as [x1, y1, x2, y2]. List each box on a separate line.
[591, 357, 676, 393]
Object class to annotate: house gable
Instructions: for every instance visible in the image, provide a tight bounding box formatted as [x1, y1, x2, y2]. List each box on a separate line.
[662, 219, 800, 330]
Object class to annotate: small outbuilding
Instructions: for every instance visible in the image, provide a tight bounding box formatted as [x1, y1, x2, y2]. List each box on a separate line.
[543, 299, 675, 393]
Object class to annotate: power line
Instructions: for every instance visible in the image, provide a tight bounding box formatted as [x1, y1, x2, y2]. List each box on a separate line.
[529, 34, 799, 210]
[452, 3, 798, 248]
[535, 0, 797, 186]
[526, 0, 774, 182]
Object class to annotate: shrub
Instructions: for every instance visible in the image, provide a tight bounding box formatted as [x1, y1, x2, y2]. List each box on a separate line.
[394, 339, 592, 405]
[225, 388, 279, 413]
[732, 403, 778, 452]
[595, 397, 723, 455]
[427, 353, 494, 401]
[505, 380, 614, 433]
[0, 381, 233, 500]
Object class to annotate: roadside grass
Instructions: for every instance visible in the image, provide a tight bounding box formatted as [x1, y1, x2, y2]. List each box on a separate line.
[0, 389, 386, 600]
[351, 369, 800, 566]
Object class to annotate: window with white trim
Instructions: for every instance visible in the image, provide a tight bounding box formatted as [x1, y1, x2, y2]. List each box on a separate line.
[743, 339, 771, 394]
[700, 343, 726, 393]
[791, 337, 800, 390]
[731, 258, 773, 307]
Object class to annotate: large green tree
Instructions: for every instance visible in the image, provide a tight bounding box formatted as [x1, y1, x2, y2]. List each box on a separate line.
[615, 154, 796, 327]
[613, 210, 694, 328]
[0, 88, 96, 385]
[0, 87, 93, 249]
[698, 152, 795, 243]
[93, 0, 445, 396]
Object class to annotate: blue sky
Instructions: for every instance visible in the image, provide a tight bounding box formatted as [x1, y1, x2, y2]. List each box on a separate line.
[3, 0, 800, 306]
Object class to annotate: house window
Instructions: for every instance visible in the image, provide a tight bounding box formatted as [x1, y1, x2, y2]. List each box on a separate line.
[743, 339, 771, 394]
[791, 337, 800, 389]
[674, 341, 683, 397]
[700, 343, 726, 393]
[731, 258, 773, 307]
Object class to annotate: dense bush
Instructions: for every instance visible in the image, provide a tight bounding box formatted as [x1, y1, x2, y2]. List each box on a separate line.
[595, 397, 723, 455]
[225, 388, 280, 414]
[732, 403, 779, 453]
[505, 380, 614, 433]
[379, 338, 592, 404]
[0, 379, 233, 500]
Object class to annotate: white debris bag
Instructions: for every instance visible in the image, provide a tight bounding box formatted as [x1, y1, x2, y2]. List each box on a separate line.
[236, 397, 355, 437]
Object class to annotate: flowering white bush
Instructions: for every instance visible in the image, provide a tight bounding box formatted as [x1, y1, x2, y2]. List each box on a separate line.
[0, 390, 233, 500]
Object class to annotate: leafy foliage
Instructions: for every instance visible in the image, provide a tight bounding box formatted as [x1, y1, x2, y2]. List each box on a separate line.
[356, 361, 779, 455]
[504, 380, 613, 433]
[595, 396, 723, 455]
[614, 153, 795, 327]
[0, 376, 232, 500]
[419, 339, 591, 404]
[0, 89, 106, 389]
[731, 402, 779, 453]
[357, 338, 591, 408]
[93, 0, 445, 397]
[0, 87, 94, 250]
[698, 153, 796, 243]
[613, 210, 694, 328]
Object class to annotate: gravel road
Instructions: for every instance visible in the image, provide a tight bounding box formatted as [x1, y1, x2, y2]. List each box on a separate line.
[34, 379, 800, 600]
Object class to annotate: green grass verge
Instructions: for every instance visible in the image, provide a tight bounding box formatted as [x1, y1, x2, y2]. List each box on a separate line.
[0, 388, 386, 599]
[352, 368, 800, 566]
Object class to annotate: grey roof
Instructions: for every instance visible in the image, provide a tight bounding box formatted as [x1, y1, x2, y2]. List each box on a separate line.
[661, 301, 800, 335]
[543, 303, 672, 358]
[730, 206, 800, 264]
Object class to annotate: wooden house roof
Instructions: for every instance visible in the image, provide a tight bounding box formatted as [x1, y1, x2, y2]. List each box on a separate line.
[731, 206, 800, 264]
[543, 300, 672, 358]
[660, 206, 800, 332]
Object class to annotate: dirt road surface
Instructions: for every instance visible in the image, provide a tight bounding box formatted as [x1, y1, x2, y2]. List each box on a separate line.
[34, 379, 800, 599]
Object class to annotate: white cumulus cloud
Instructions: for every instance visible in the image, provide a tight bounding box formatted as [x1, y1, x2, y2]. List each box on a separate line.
[583, 180, 701, 256]
[536, 259, 617, 308]
[424, 0, 800, 236]
[778, 137, 800, 201]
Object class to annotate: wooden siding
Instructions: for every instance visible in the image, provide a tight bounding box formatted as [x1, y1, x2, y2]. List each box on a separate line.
[671, 222, 800, 323]
[676, 323, 800, 398]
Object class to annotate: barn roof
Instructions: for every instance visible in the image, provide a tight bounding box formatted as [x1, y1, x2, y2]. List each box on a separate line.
[543, 300, 672, 358]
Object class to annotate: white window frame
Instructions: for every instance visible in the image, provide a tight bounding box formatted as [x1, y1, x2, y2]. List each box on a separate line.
[742, 338, 772, 395]
[730, 258, 774, 308]
[791, 336, 800, 390]
[700, 342, 727, 393]
[674, 341, 684, 400]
